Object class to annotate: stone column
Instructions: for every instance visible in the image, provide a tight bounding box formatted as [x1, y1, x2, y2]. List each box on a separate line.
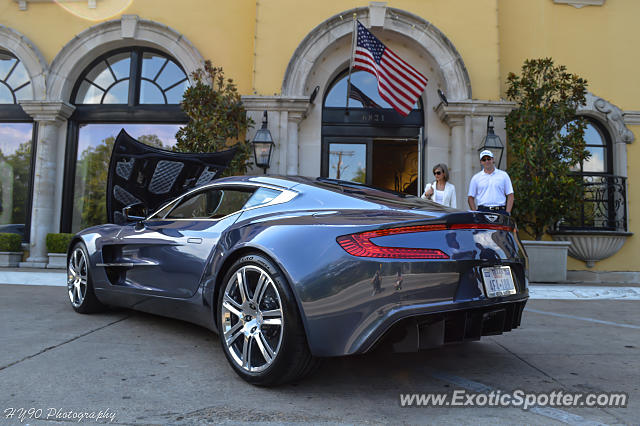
[287, 111, 304, 175]
[19, 101, 75, 267]
[449, 119, 466, 208]
[241, 96, 309, 176]
[436, 101, 516, 209]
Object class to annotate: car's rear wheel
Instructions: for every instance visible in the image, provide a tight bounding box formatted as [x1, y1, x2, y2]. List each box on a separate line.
[217, 253, 317, 386]
[67, 242, 104, 314]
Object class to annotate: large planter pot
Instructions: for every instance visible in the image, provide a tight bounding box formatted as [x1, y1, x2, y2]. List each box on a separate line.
[0, 251, 23, 267]
[549, 230, 632, 267]
[521, 240, 571, 283]
[47, 253, 67, 269]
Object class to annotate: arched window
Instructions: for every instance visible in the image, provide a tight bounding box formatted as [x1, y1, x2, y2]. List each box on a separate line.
[73, 49, 188, 105]
[0, 50, 35, 241]
[321, 70, 424, 194]
[63, 48, 190, 233]
[559, 117, 625, 231]
[324, 70, 421, 110]
[574, 119, 612, 174]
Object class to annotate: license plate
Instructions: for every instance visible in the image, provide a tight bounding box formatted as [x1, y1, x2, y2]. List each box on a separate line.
[481, 266, 516, 298]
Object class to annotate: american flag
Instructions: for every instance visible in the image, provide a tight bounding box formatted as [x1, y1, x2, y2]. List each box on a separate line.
[353, 21, 427, 116]
[348, 82, 382, 109]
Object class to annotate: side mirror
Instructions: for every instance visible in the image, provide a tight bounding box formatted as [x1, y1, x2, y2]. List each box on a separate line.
[122, 202, 148, 222]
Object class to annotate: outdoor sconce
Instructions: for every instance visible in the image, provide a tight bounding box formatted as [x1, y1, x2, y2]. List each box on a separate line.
[252, 111, 275, 174]
[478, 115, 504, 168]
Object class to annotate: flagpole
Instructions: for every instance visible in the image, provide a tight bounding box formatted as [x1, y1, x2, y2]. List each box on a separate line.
[345, 13, 357, 113]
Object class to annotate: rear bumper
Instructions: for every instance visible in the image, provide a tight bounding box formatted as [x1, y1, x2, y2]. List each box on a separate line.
[300, 259, 528, 357]
[372, 299, 527, 353]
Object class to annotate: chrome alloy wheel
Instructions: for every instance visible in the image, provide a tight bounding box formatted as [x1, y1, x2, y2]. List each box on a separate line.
[67, 247, 88, 308]
[221, 264, 284, 373]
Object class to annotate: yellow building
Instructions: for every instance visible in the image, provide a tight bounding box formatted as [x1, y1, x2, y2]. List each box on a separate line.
[0, 0, 636, 281]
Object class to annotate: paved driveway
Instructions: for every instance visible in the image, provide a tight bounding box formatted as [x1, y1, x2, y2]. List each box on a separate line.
[0, 284, 638, 424]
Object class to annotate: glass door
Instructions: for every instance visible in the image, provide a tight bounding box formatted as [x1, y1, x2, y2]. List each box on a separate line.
[321, 136, 419, 195]
[371, 138, 418, 194]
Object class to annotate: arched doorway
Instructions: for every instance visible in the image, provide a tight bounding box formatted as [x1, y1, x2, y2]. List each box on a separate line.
[281, 6, 472, 191]
[321, 69, 424, 194]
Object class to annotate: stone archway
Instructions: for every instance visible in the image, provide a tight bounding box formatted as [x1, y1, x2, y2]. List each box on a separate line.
[0, 25, 47, 100]
[48, 15, 204, 102]
[282, 6, 472, 101]
[21, 16, 205, 266]
[550, 92, 636, 269]
[277, 4, 473, 184]
[579, 92, 634, 178]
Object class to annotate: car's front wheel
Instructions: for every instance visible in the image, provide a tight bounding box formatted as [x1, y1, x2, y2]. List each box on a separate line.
[217, 253, 317, 386]
[67, 242, 105, 314]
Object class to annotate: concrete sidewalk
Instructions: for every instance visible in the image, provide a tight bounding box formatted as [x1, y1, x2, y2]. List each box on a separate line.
[0, 268, 66, 286]
[1, 267, 640, 300]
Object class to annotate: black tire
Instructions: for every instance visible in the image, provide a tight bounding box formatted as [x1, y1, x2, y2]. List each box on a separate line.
[67, 242, 105, 314]
[217, 253, 317, 386]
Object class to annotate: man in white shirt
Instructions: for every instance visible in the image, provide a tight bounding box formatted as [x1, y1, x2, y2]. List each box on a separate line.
[467, 150, 514, 215]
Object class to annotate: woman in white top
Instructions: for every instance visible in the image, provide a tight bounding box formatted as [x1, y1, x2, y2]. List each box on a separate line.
[421, 163, 456, 208]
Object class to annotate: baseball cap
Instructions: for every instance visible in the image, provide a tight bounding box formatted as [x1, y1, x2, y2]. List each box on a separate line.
[479, 150, 494, 160]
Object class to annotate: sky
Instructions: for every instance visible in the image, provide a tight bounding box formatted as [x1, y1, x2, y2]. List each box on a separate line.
[582, 124, 605, 172]
[77, 123, 183, 153]
[0, 123, 32, 156]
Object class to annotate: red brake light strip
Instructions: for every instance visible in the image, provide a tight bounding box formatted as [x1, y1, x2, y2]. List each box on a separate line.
[336, 223, 514, 259]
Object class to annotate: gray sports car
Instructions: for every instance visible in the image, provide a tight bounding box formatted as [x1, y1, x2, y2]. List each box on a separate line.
[67, 175, 528, 385]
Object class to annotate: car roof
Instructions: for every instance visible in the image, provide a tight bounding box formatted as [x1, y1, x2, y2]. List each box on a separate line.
[210, 175, 305, 189]
[212, 175, 412, 195]
[208, 175, 454, 213]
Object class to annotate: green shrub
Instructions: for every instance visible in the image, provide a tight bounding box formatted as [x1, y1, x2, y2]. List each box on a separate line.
[0, 233, 22, 252]
[46, 233, 75, 254]
[506, 58, 589, 240]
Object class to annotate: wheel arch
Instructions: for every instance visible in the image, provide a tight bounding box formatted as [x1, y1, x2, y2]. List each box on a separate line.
[67, 236, 86, 261]
[211, 245, 311, 345]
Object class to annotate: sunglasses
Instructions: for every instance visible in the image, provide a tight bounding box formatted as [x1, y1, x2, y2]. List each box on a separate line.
[434, 170, 443, 175]
[481, 157, 493, 162]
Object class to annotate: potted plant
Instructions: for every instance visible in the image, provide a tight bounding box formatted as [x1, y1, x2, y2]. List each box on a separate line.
[0, 233, 23, 267]
[46, 233, 74, 269]
[505, 58, 590, 282]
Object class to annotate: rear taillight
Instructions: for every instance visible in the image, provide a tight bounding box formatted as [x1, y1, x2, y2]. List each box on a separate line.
[336, 223, 514, 259]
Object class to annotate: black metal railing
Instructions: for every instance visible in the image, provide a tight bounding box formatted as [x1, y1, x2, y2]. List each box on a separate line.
[555, 174, 627, 232]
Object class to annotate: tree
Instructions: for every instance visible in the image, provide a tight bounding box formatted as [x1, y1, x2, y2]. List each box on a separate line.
[137, 134, 165, 149]
[506, 58, 590, 240]
[353, 167, 366, 184]
[74, 136, 115, 228]
[74, 133, 162, 230]
[175, 60, 252, 176]
[3, 140, 32, 224]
